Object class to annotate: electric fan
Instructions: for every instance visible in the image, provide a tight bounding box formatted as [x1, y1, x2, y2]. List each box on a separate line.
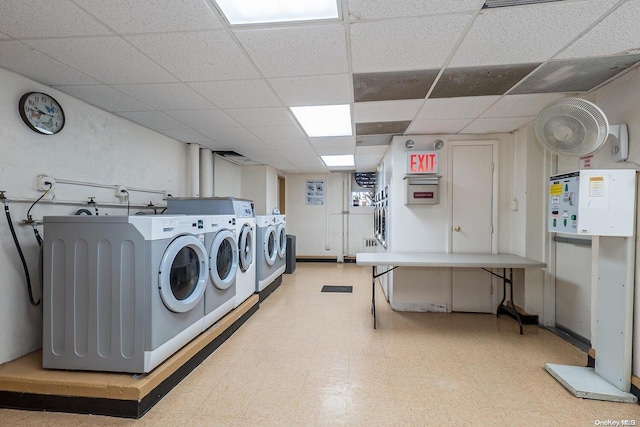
[534, 97, 628, 161]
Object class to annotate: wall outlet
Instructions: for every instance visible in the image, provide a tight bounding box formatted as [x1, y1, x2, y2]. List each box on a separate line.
[36, 175, 55, 191]
[116, 185, 129, 201]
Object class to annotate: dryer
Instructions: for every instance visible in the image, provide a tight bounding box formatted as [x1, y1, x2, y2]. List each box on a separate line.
[167, 197, 256, 308]
[255, 215, 286, 295]
[202, 215, 238, 331]
[43, 215, 208, 373]
[274, 215, 286, 273]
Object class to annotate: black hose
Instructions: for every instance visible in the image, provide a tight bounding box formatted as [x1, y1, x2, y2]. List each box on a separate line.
[4, 203, 40, 306]
[26, 183, 51, 220]
[33, 225, 43, 246]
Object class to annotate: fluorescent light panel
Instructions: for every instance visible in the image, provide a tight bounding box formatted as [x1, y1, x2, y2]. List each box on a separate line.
[291, 104, 352, 137]
[214, 0, 339, 25]
[321, 155, 354, 167]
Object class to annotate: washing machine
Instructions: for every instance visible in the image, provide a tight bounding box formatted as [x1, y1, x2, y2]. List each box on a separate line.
[42, 215, 208, 373]
[202, 214, 239, 331]
[255, 215, 286, 296]
[167, 197, 256, 308]
[274, 215, 286, 273]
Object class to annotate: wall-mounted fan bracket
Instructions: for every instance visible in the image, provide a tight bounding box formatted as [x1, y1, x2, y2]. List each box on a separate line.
[608, 124, 628, 162]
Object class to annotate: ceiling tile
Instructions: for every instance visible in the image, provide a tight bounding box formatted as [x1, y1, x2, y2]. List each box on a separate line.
[112, 83, 215, 110]
[263, 138, 311, 150]
[354, 70, 439, 102]
[449, 0, 618, 67]
[197, 126, 258, 142]
[313, 143, 354, 156]
[406, 119, 471, 134]
[52, 84, 152, 112]
[348, 0, 481, 20]
[0, 32, 10, 39]
[23, 37, 177, 84]
[355, 135, 393, 146]
[356, 121, 411, 135]
[350, 15, 471, 73]
[511, 55, 640, 94]
[355, 154, 384, 172]
[480, 93, 565, 118]
[0, 41, 100, 86]
[430, 64, 539, 98]
[247, 126, 306, 141]
[188, 80, 280, 109]
[158, 128, 212, 143]
[74, 0, 222, 33]
[277, 148, 317, 159]
[355, 100, 424, 123]
[356, 145, 389, 156]
[417, 96, 500, 120]
[127, 30, 259, 82]
[558, 1, 640, 59]
[268, 74, 352, 106]
[163, 109, 240, 128]
[117, 111, 187, 129]
[225, 108, 296, 127]
[225, 140, 272, 151]
[233, 24, 348, 77]
[310, 136, 357, 151]
[243, 150, 282, 161]
[460, 117, 534, 133]
[0, 0, 110, 38]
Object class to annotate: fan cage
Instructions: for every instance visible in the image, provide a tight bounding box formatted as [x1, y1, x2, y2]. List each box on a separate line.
[535, 98, 608, 156]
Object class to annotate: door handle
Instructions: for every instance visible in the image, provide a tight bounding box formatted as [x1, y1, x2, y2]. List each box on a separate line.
[454, 225, 461, 232]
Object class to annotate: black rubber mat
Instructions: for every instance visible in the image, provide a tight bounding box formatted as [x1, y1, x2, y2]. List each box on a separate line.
[321, 285, 353, 293]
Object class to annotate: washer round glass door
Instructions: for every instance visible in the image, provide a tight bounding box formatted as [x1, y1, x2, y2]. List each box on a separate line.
[276, 223, 286, 258]
[210, 229, 239, 290]
[239, 223, 254, 272]
[159, 235, 208, 313]
[264, 225, 277, 266]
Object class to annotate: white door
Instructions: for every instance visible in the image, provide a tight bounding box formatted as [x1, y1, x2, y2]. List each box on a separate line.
[450, 143, 495, 312]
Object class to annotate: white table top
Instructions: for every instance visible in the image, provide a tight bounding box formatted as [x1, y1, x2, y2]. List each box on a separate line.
[355, 252, 546, 269]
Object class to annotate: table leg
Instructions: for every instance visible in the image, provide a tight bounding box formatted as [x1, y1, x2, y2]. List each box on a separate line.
[372, 266, 377, 329]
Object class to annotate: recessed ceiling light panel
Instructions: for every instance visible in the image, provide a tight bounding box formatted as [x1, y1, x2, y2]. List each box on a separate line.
[291, 104, 352, 137]
[214, 0, 340, 25]
[321, 155, 355, 167]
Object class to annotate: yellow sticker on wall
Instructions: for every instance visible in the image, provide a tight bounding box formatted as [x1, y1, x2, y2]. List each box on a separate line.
[549, 184, 563, 196]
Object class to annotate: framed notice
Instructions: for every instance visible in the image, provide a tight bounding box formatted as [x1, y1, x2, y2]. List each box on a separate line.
[306, 180, 325, 205]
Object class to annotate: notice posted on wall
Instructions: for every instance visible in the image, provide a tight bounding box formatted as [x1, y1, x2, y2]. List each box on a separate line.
[306, 180, 325, 205]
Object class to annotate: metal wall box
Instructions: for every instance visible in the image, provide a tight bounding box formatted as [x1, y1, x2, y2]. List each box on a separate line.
[404, 176, 440, 205]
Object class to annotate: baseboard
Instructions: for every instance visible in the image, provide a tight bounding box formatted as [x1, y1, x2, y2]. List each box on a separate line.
[296, 256, 337, 263]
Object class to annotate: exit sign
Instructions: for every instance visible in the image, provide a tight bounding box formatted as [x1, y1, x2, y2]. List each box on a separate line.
[406, 151, 439, 174]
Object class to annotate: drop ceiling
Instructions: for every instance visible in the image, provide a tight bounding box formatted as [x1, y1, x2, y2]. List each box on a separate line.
[1, 0, 639, 173]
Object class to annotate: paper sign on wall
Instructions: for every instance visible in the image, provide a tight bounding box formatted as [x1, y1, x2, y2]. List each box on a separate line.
[305, 180, 325, 205]
[406, 151, 439, 174]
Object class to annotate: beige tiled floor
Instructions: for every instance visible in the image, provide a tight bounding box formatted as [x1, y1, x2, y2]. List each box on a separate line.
[3, 263, 640, 426]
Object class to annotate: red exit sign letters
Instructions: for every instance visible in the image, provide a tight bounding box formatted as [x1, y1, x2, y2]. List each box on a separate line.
[406, 151, 439, 174]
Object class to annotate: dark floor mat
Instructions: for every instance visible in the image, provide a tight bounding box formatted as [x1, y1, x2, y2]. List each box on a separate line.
[321, 285, 353, 293]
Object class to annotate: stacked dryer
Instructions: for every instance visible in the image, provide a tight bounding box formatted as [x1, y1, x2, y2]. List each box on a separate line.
[255, 214, 286, 298]
[43, 215, 209, 373]
[167, 197, 256, 308]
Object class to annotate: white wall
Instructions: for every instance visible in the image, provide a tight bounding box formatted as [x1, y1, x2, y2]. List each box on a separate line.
[241, 165, 278, 215]
[285, 173, 345, 258]
[383, 134, 516, 311]
[213, 154, 242, 198]
[0, 68, 189, 364]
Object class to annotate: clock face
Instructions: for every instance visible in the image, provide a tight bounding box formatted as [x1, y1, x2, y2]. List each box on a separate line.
[19, 92, 65, 135]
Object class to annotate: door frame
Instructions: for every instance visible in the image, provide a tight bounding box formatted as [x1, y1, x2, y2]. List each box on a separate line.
[446, 140, 499, 254]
